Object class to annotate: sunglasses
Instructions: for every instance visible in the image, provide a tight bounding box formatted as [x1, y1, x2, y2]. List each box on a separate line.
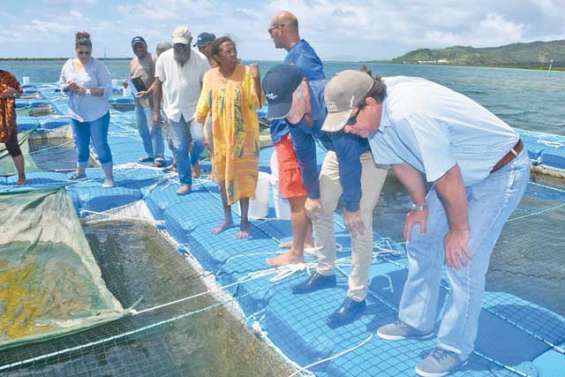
[77, 50, 91, 56]
[345, 101, 366, 126]
[268, 24, 286, 34]
[345, 79, 376, 126]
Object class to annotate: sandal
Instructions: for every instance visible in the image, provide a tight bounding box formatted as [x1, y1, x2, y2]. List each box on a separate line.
[69, 172, 86, 180]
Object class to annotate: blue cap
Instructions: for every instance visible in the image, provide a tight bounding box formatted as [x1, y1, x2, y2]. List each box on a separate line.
[262, 64, 304, 120]
[131, 36, 146, 48]
[194, 32, 216, 47]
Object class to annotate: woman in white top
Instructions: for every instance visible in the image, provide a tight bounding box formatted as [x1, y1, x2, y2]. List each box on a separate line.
[59, 31, 114, 187]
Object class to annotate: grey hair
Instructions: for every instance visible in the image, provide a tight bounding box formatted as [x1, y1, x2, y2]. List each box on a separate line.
[156, 42, 172, 55]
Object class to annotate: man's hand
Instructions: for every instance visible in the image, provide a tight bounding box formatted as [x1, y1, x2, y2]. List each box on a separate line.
[136, 90, 149, 98]
[249, 63, 260, 79]
[90, 88, 104, 96]
[152, 111, 161, 127]
[404, 207, 428, 241]
[444, 229, 471, 269]
[344, 209, 366, 237]
[304, 198, 322, 220]
[0, 87, 19, 99]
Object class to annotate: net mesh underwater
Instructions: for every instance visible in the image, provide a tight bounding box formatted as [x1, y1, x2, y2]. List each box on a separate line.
[0, 101, 563, 377]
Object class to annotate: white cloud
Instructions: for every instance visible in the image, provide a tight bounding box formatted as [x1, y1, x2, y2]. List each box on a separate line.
[1, 0, 564, 59]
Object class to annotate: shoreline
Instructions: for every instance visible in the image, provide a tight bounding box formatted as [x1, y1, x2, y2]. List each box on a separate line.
[0, 57, 130, 61]
[363, 60, 565, 72]
[2, 58, 564, 71]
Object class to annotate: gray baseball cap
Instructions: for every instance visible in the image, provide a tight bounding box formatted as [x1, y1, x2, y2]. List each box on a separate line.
[321, 70, 375, 132]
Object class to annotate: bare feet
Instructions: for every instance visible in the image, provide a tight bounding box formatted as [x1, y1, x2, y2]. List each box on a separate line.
[102, 178, 114, 188]
[17, 176, 26, 185]
[236, 222, 251, 239]
[212, 220, 233, 235]
[192, 163, 201, 178]
[176, 184, 191, 195]
[267, 250, 305, 266]
[280, 239, 316, 250]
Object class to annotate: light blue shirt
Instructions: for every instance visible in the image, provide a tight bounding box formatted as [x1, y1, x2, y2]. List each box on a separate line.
[369, 76, 519, 186]
[59, 58, 112, 122]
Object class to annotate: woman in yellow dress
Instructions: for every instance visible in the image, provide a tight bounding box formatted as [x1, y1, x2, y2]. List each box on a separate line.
[196, 37, 263, 239]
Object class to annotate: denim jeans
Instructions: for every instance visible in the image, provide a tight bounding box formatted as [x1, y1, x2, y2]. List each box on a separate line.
[398, 151, 530, 359]
[167, 115, 204, 185]
[161, 110, 177, 163]
[190, 120, 204, 166]
[135, 101, 164, 160]
[71, 111, 112, 171]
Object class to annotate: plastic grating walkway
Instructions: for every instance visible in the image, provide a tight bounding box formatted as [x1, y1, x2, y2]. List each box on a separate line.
[1, 89, 564, 377]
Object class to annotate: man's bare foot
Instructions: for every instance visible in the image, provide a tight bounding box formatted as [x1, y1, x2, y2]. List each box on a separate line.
[212, 220, 233, 235]
[280, 239, 315, 250]
[267, 251, 305, 266]
[17, 176, 26, 185]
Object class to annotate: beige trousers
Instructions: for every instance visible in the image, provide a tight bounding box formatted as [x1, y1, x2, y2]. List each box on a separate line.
[314, 151, 388, 301]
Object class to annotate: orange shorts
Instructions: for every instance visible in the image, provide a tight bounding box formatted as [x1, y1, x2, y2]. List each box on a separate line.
[275, 134, 308, 199]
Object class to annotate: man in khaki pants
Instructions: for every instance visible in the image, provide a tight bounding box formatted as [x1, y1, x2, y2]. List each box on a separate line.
[262, 64, 388, 328]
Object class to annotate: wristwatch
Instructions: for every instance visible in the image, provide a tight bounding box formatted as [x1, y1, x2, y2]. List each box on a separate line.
[411, 203, 427, 212]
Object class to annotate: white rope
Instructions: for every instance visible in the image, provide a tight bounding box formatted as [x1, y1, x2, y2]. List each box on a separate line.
[508, 202, 565, 222]
[132, 264, 305, 316]
[287, 334, 375, 377]
[528, 180, 565, 194]
[28, 140, 74, 155]
[0, 289, 257, 373]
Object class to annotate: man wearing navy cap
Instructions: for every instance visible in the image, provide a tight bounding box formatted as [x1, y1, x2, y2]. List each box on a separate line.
[263, 64, 388, 328]
[128, 36, 165, 167]
[194, 32, 216, 66]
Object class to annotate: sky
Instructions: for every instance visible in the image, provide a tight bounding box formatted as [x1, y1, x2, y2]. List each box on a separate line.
[1, 0, 565, 60]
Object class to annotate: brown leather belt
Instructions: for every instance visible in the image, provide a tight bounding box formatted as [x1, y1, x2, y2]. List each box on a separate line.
[491, 139, 524, 173]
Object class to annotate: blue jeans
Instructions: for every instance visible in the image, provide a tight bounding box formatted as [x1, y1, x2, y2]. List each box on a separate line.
[167, 115, 204, 185]
[190, 120, 204, 166]
[398, 151, 530, 359]
[135, 101, 164, 160]
[71, 111, 112, 171]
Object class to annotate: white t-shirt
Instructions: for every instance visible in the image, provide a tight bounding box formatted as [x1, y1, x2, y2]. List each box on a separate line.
[155, 48, 210, 122]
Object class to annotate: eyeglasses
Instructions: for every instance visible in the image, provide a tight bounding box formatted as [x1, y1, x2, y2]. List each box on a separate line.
[268, 24, 286, 34]
[345, 101, 366, 126]
[174, 43, 191, 50]
[345, 79, 376, 126]
[77, 50, 91, 56]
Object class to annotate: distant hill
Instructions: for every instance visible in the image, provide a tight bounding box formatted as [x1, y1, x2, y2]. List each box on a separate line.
[390, 40, 565, 70]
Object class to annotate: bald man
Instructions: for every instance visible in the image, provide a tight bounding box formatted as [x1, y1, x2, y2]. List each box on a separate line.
[267, 10, 326, 266]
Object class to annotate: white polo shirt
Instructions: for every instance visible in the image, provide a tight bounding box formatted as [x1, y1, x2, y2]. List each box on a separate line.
[155, 48, 210, 122]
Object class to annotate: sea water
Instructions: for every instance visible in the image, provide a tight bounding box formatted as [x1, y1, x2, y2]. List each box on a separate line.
[1, 59, 564, 135]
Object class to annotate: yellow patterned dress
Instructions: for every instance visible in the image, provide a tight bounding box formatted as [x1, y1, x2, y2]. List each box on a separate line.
[196, 64, 262, 205]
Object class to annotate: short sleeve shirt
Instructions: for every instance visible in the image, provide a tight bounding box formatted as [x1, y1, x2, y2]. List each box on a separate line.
[155, 48, 210, 122]
[369, 76, 519, 185]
